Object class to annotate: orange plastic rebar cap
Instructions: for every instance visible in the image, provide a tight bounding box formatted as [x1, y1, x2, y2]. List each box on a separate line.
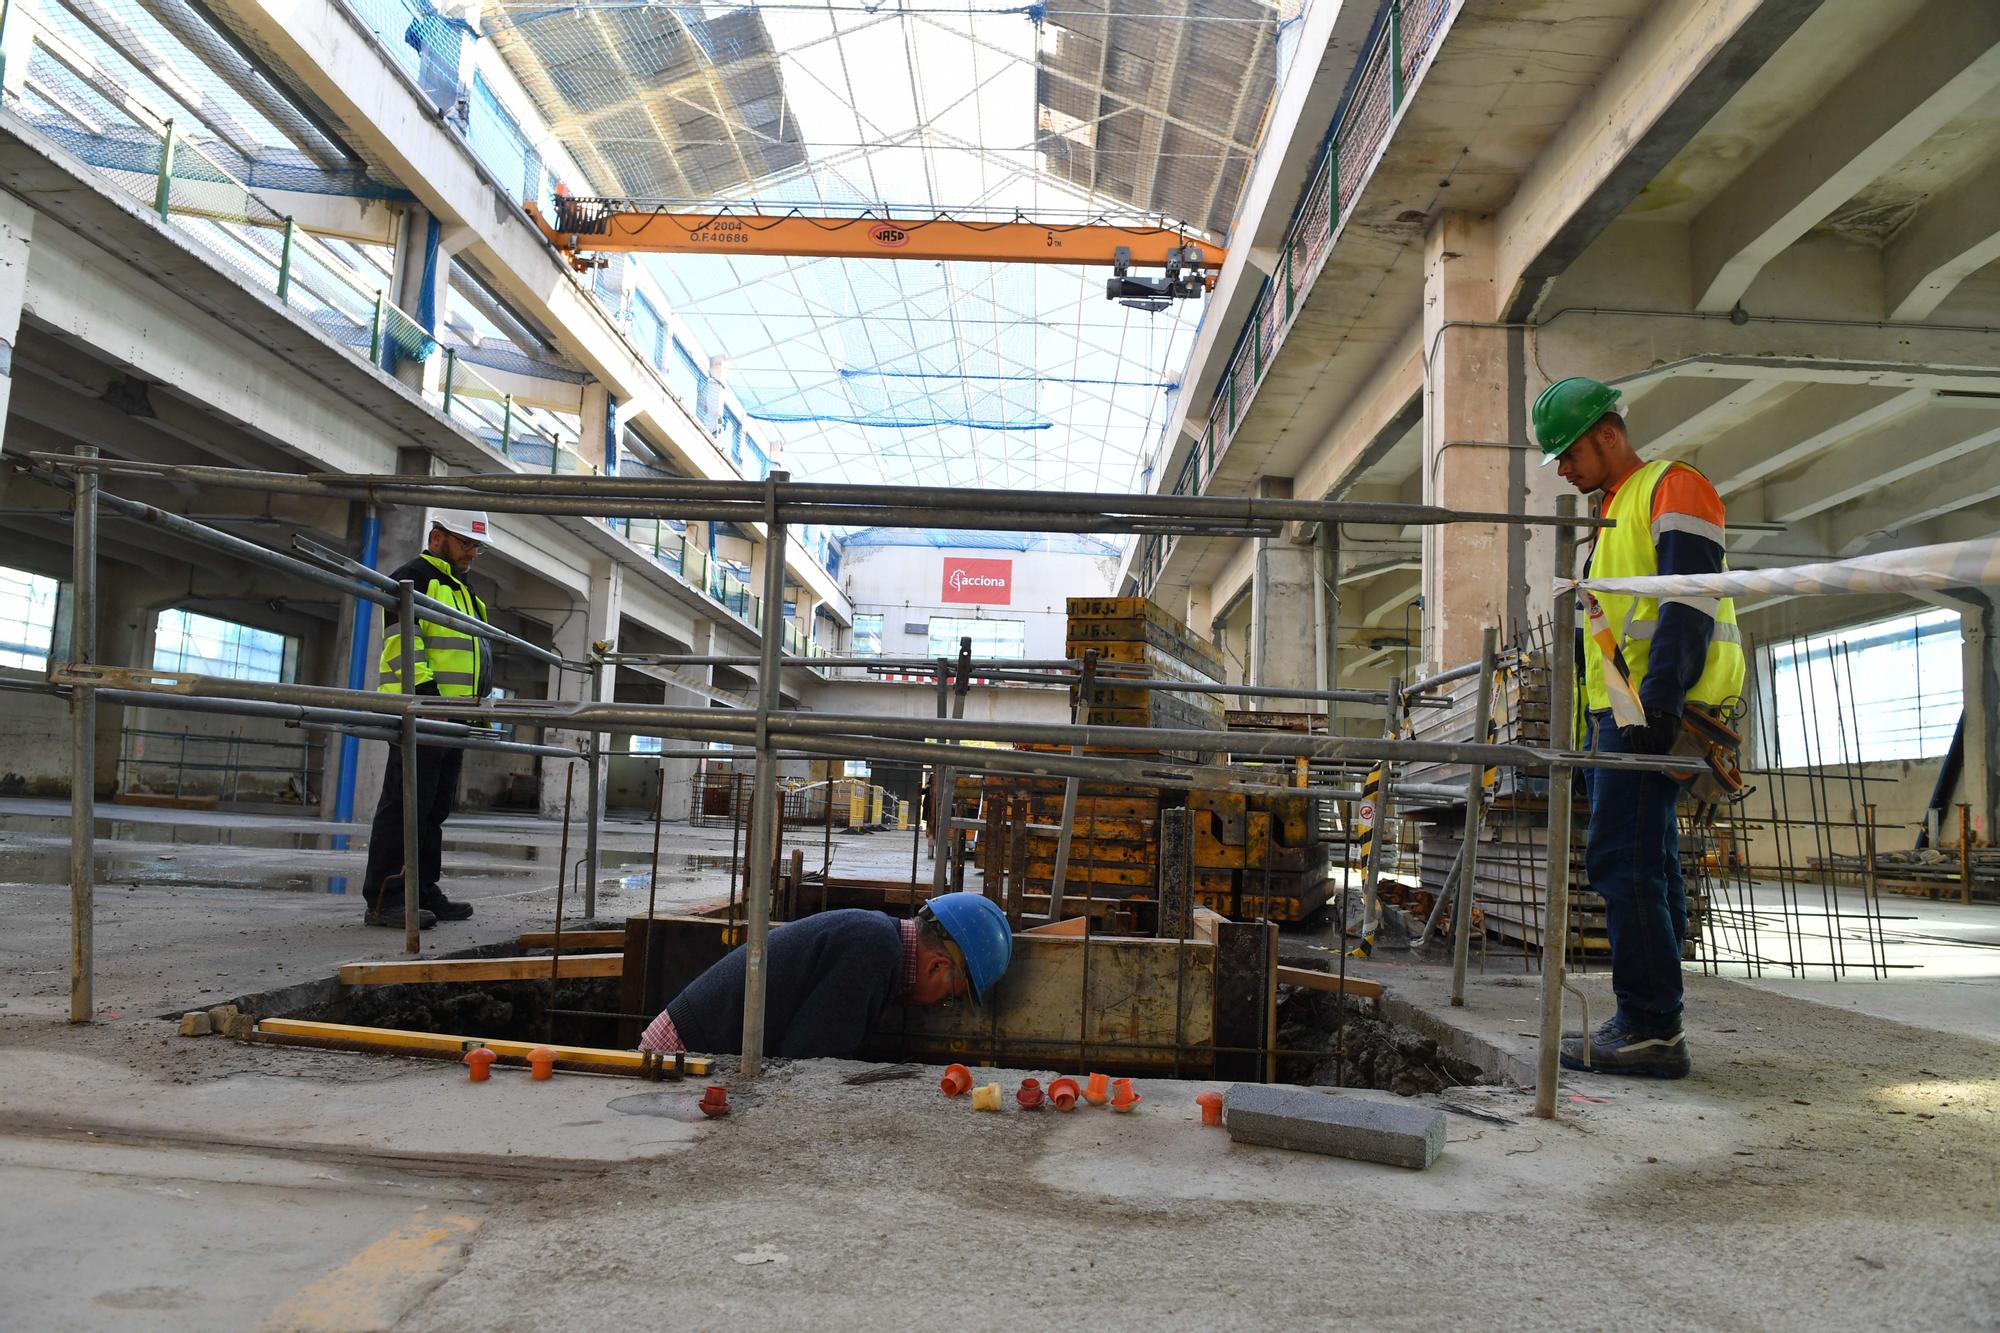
[1196, 1091, 1224, 1126]
[1083, 1072, 1110, 1105]
[1110, 1078, 1141, 1113]
[463, 1047, 498, 1083]
[527, 1046, 557, 1081]
[1047, 1077, 1081, 1111]
[940, 1063, 974, 1097]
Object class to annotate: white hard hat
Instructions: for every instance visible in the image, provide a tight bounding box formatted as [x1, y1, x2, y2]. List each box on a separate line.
[430, 510, 490, 544]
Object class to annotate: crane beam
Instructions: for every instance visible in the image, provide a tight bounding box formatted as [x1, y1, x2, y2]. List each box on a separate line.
[526, 199, 1225, 272]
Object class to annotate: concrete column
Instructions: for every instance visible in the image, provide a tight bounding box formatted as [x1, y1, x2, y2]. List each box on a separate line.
[1315, 523, 1340, 703]
[1420, 212, 1516, 672]
[1186, 583, 1214, 649]
[0, 191, 33, 456]
[1926, 590, 1999, 844]
[539, 560, 622, 817]
[91, 570, 176, 797]
[1246, 479, 1316, 706]
[578, 381, 614, 475]
[389, 207, 447, 392]
[1962, 594, 1997, 846]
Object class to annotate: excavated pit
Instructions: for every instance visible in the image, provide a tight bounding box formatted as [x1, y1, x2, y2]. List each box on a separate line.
[1275, 989, 1489, 1095]
[253, 936, 636, 1049]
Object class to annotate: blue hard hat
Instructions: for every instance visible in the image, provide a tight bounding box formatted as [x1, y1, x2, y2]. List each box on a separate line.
[921, 892, 1013, 1005]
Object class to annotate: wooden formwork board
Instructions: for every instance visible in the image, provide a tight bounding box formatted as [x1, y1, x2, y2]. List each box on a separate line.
[885, 932, 1217, 1073]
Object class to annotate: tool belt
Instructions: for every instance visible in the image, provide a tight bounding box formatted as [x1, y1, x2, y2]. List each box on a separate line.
[1669, 702, 1746, 804]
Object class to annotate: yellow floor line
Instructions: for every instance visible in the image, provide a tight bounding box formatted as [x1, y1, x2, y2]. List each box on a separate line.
[260, 1213, 480, 1333]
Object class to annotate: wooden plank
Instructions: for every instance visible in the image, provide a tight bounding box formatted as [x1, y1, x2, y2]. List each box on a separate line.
[338, 954, 624, 986]
[1275, 966, 1384, 1001]
[517, 930, 623, 950]
[252, 1018, 712, 1076]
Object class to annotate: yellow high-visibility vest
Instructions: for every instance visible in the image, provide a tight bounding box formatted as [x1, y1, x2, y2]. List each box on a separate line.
[1583, 459, 1746, 715]
[378, 553, 491, 697]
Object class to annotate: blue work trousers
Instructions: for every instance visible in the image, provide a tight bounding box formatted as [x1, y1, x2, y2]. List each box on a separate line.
[1584, 711, 1687, 1035]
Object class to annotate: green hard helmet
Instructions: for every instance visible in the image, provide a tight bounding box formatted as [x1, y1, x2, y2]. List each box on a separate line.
[1533, 376, 1622, 465]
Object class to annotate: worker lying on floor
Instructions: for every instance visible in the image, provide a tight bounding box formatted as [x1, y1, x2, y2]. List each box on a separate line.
[638, 894, 1013, 1059]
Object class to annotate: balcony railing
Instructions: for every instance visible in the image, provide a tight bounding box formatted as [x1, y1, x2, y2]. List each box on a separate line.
[1137, 0, 1455, 594]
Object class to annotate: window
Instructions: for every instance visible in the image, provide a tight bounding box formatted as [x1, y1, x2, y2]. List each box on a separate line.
[631, 735, 663, 755]
[843, 760, 870, 777]
[1764, 609, 1962, 766]
[0, 565, 60, 670]
[852, 614, 883, 655]
[927, 616, 1026, 661]
[668, 338, 703, 405]
[152, 610, 296, 683]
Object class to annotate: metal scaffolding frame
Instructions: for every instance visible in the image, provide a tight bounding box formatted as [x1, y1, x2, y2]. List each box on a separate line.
[38, 452, 1654, 1104]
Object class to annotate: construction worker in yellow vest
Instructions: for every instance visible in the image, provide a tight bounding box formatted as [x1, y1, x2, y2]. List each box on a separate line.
[1536, 377, 1746, 1078]
[361, 510, 494, 930]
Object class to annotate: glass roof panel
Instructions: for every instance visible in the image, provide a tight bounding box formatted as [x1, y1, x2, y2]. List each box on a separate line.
[482, 0, 1291, 494]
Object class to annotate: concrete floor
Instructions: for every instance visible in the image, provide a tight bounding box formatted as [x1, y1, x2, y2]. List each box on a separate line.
[3, 797, 1998, 1330]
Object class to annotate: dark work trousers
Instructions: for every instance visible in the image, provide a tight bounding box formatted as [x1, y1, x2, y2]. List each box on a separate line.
[361, 743, 465, 910]
[1583, 711, 1688, 1036]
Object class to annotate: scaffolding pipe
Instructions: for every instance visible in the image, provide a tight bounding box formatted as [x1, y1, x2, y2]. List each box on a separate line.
[293, 536, 571, 669]
[739, 472, 789, 1076]
[81, 488, 568, 672]
[1536, 497, 1580, 1120]
[1451, 627, 1497, 1007]
[34, 457, 1613, 534]
[584, 660, 604, 918]
[68, 447, 98, 1025]
[396, 580, 421, 954]
[51, 668, 1695, 776]
[89, 688, 580, 756]
[300, 721, 580, 760]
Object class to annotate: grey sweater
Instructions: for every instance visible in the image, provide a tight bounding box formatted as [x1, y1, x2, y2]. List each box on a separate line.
[666, 909, 905, 1058]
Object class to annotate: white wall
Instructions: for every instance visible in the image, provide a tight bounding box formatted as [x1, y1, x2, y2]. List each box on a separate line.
[838, 543, 1119, 662]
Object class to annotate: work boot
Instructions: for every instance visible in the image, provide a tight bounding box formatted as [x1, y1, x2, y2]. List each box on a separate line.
[368, 903, 437, 930]
[1559, 1018, 1691, 1078]
[420, 889, 475, 922]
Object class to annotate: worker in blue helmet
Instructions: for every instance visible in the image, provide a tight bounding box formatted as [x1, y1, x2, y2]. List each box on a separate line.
[636, 893, 1013, 1060]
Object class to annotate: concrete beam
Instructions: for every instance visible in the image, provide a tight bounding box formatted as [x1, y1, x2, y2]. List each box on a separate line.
[1762, 403, 2000, 526]
[1807, 439, 2000, 555]
[1626, 376, 1786, 456]
[1690, 0, 2000, 312]
[1496, 0, 1826, 319]
[1293, 335, 1423, 504]
[1684, 384, 1929, 497]
[1884, 160, 2000, 321]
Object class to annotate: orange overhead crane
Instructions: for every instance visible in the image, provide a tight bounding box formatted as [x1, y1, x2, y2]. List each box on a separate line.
[527, 194, 1224, 301]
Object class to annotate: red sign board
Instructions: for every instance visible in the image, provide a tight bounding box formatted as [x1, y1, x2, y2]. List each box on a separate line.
[942, 557, 1012, 605]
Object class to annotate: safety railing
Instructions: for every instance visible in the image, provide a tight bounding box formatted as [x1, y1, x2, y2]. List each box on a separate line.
[1138, 0, 1456, 594]
[438, 350, 594, 474]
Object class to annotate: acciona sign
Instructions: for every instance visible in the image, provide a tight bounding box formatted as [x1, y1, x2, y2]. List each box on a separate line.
[941, 557, 1012, 605]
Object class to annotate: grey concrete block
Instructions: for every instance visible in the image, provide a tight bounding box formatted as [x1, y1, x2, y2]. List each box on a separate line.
[1222, 1085, 1445, 1169]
